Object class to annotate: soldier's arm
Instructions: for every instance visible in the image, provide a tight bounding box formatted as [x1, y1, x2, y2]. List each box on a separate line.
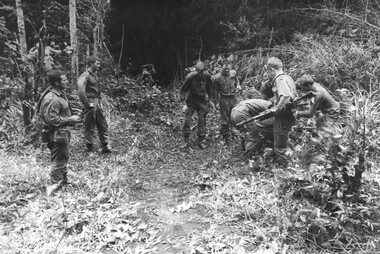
[46, 100, 76, 127]
[297, 95, 321, 118]
[180, 77, 191, 102]
[77, 75, 90, 108]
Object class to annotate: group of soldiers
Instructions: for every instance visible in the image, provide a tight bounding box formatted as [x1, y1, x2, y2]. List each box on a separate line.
[180, 57, 340, 167]
[37, 56, 111, 195]
[37, 55, 340, 195]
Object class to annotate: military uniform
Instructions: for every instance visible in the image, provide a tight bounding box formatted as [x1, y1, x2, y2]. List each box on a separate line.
[272, 74, 297, 166]
[297, 83, 340, 128]
[213, 70, 239, 143]
[180, 70, 213, 146]
[39, 88, 74, 184]
[77, 69, 109, 151]
[231, 99, 274, 160]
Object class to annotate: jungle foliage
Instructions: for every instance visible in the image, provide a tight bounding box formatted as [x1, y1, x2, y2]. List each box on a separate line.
[1, 0, 380, 253]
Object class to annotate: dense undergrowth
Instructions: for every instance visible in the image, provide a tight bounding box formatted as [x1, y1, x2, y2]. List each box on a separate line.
[1, 34, 380, 253]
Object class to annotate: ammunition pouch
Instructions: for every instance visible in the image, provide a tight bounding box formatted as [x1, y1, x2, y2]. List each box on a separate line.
[41, 124, 54, 143]
[52, 127, 70, 143]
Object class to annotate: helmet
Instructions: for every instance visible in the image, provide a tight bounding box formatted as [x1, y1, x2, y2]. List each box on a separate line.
[195, 62, 205, 71]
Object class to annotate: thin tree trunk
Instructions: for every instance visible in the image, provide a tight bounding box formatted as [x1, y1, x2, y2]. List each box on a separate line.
[70, 0, 79, 92]
[15, 0, 27, 61]
[16, 0, 33, 127]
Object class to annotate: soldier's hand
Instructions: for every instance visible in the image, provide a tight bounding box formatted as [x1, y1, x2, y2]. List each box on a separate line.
[269, 106, 278, 116]
[209, 101, 216, 111]
[182, 105, 188, 114]
[69, 115, 81, 123]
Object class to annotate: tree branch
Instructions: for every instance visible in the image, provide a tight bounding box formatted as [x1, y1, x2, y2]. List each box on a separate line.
[273, 7, 380, 31]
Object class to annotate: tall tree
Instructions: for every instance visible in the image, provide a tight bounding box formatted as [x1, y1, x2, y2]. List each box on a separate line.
[15, 0, 33, 127]
[15, 0, 27, 61]
[70, 0, 78, 91]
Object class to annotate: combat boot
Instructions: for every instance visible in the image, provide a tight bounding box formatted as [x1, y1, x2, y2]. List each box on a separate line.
[180, 137, 190, 149]
[86, 144, 94, 152]
[197, 137, 207, 150]
[101, 144, 112, 154]
[46, 180, 63, 196]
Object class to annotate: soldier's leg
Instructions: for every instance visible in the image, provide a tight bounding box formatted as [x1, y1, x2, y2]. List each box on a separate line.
[49, 141, 69, 184]
[219, 97, 230, 141]
[83, 107, 96, 151]
[243, 123, 260, 160]
[96, 107, 111, 153]
[274, 116, 292, 167]
[197, 102, 209, 149]
[183, 104, 195, 138]
[181, 104, 195, 148]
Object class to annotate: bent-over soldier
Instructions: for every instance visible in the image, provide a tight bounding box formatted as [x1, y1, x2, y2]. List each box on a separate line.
[295, 75, 340, 129]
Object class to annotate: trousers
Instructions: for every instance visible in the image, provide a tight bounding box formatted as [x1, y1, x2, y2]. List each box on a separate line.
[48, 141, 69, 184]
[183, 100, 208, 139]
[219, 95, 238, 137]
[83, 106, 109, 147]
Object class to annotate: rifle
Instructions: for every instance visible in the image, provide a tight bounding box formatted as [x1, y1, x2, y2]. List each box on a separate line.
[236, 109, 274, 127]
[293, 91, 315, 107]
[236, 91, 315, 128]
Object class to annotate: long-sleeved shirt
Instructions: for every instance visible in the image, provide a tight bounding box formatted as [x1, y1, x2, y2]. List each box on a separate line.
[213, 70, 240, 96]
[180, 71, 213, 103]
[39, 88, 73, 128]
[297, 83, 340, 118]
[272, 73, 297, 110]
[231, 99, 273, 128]
[77, 69, 101, 108]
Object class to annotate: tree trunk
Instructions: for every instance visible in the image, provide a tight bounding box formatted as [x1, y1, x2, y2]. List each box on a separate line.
[15, 0, 27, 61]
[70, 0, 79, 91]
[16, 0, 33, 127]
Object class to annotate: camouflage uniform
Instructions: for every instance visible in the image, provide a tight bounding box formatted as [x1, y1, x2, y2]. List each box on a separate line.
[180, 71, 213, 144]
[297, 82, 340, 129]
[77, 69, 109, 151]
[213, 70, 240, 143]
[39, 88, 74, 184]
[272, 74, 297, 166]
[231, 99, 274, 160]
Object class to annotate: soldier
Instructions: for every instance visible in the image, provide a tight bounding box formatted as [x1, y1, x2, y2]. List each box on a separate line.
[77, 55, 111, 153]
[295, 75, 340, 128]
[265, 57, 298, 167]
[180, 61, 214, 149]
[38, 70, 81, 195]
[231, 94, 274, 161]
[213, 60, 241, 145]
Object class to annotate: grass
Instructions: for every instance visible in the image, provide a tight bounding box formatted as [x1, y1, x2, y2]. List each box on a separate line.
[2, 33, 380, 253]
[1, 101, 380, 254]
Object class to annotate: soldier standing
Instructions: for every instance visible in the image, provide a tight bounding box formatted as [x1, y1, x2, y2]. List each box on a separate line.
[213, 60, 241, 145]
[180, 61, 214, 149]
[38, 70, 81, 195]
[265, 57, 297, 167]
[77, 56, 111, 153]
